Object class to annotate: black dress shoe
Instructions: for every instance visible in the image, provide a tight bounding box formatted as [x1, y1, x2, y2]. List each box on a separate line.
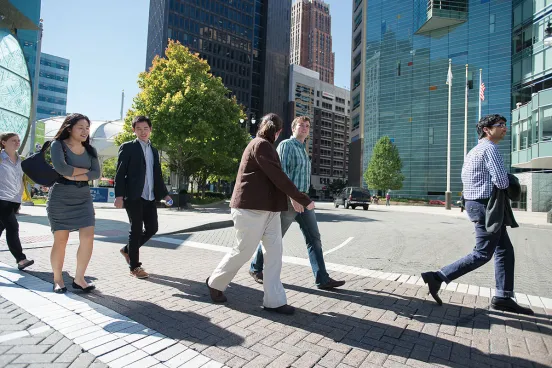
[491, 296, 534, 315]
[71, 280, 96, 293]
[264, 304, 295, 315]
[249, 271, 263, 284]
[17, 259, 34, 270]
[53, 285, 67, 294]
[317, 278, 346, 289]
[421, 272, 443, 306]
[206, 277, 227, 303]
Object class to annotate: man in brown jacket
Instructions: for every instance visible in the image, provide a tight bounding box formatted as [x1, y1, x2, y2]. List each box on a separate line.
[207, 114, 313, 315]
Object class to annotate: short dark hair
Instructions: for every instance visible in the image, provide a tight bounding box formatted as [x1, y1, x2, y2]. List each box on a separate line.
[476, 114, 506, 139]
[256, 113, 283, 144]
[132, 115, 152, 129]
[291, 116, 311, 131]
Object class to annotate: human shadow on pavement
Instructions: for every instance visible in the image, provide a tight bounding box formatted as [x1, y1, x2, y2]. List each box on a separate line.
[145, 273, 552, 368]
[1, 267, 244, 348]
[86, 292, 245, 348]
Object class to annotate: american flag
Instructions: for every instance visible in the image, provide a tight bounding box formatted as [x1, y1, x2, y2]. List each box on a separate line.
[480, 82, 486, 101]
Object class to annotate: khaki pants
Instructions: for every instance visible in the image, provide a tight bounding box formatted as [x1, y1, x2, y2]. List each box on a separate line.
[208, 208, 287, 308]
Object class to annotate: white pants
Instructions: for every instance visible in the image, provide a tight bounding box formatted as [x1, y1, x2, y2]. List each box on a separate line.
[208, 208, 287, 308]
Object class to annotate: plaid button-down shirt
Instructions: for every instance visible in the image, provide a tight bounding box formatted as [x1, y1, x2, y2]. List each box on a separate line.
[461, 139, 509, 200]
[277, 137, 311, 193]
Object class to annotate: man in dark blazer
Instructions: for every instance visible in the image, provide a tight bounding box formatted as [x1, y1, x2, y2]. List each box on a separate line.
[114, 116, 171, 279]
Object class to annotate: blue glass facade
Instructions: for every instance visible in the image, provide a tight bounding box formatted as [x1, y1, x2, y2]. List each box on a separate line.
[9, 0, 41, 86]
[36, 53, 69, 120]
[355, 0, 512, 199]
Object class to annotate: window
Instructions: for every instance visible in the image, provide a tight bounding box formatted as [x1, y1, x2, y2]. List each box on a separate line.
[322, 102, 333, 110]
[490, 14, 495, 34]
[429, 127, 434, 145]
[336, 97, 345, 104]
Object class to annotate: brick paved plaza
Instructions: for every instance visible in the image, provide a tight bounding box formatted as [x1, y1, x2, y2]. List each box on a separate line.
[0, 204, 551, 368]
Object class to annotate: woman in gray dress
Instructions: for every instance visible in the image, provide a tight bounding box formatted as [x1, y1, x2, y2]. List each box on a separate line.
[48, 113, 100, 293]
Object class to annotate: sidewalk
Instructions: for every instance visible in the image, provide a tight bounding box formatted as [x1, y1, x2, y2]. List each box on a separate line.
[369, 203, 552, 229]
[1, 202, 233, 252]
[0, 234, 551, 368]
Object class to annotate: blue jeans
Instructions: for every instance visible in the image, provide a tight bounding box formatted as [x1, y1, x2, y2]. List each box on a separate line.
[250, 202, 331, 286]
[438, 200, 515, 298]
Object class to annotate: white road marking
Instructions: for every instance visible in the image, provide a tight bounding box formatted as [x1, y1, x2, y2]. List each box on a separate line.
[323, 237, 354, 256]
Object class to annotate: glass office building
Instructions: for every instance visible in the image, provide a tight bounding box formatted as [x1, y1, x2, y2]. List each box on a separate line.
[9, 0, 41, 86]
[36, 53, 69, 120]
[349, 0, 512, 199]
[146, 0, 292, 126]
[510, 1, 552, 212]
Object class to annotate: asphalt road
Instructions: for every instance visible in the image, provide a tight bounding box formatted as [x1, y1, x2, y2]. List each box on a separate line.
[172, 202, 552, 298]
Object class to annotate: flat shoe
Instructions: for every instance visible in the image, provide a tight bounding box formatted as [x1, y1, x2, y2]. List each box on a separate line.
[53, 285, 67, 294]
[72, 280, 95, 293]
[17, 259, 34, 270]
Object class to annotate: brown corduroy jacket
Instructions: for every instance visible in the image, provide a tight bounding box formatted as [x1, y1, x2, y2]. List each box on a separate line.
[230, 137, 311, 212]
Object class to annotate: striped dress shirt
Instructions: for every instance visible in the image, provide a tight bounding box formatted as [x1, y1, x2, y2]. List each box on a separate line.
[461, 139, 509, 200]
[276, 138, 311, 193]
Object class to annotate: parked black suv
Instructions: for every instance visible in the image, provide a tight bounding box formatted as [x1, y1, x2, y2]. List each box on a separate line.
[334, 187, 371, 210]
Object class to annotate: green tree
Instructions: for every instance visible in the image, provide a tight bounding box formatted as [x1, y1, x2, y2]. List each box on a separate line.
[115, 40, 249, 189]
[364, 136, 404, 191]
[328, 179, 347, 195]
[101, 157, 117, 179]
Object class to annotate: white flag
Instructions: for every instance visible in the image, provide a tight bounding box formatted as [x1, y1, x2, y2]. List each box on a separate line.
[446, 63, 453, 85]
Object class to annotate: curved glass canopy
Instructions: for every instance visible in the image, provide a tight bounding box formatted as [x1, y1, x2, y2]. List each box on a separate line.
[0, 29, 32, 140]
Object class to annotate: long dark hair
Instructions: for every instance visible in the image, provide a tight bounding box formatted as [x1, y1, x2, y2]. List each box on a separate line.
[256, 113, 283, 144]
[54, 113, 97, 158]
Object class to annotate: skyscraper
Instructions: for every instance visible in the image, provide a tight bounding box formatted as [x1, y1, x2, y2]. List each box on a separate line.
[290, 0, 334, 84]
[349, 0, 512, 200]
[36, 53, 69, 120]
[145, 0, 292, 125]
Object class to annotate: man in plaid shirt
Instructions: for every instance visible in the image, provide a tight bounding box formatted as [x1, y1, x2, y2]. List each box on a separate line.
[422, 114, 533, 315]
[249, 116, 345, 289]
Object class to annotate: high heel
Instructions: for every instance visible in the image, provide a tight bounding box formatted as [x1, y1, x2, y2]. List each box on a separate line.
[72, 279, 95, 293]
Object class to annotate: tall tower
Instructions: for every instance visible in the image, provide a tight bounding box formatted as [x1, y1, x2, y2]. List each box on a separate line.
[290, 0, 334, 84]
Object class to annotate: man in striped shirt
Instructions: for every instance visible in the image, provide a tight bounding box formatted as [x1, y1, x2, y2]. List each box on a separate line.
[421, 114, 533, 315]
[249, 116, 345, 289]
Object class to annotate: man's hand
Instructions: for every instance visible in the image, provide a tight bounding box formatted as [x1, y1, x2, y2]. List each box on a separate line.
[164, 195, 173, 206]
[114, 197, 124, 209]
[291, 199, 304, 213]
[306, 202, 315, 211]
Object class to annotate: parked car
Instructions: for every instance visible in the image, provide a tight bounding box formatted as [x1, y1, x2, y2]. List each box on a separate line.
[334, 187, 371, 210]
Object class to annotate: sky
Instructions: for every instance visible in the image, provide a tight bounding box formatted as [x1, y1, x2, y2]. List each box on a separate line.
[40, 0, 352, 121]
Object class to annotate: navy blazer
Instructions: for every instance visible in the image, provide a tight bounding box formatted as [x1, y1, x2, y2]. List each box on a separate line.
[114, 139, 168, 201]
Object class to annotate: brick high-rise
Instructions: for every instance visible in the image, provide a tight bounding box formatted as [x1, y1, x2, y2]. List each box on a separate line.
[290, 0, 334, 84]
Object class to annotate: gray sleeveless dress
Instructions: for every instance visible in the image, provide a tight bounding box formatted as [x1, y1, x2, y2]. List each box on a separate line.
[46, 140, 101, 232]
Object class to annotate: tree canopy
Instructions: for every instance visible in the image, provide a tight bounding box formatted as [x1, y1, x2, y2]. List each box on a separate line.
[363, 136, 404, 191]
[116, 40, 249, 190]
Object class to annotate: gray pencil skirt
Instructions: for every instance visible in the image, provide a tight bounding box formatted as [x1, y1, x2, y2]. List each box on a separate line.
[46, 183, 95, 232]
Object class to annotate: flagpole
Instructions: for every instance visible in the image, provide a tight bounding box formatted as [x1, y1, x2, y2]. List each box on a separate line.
[478, 68, 482, 122]
[446, 59, 452, 210]
[464, 64, 468, 158]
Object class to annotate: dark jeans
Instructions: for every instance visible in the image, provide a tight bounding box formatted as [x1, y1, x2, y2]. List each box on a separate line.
[123, 198, 158, 270]
[438, 200, 515, 298]
[250, 202, 330, 286]
[0, 200, 26, 263]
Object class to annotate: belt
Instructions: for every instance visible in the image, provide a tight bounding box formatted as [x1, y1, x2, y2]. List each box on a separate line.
[56, 177, 89, 188]
[467, 198, 489, 205]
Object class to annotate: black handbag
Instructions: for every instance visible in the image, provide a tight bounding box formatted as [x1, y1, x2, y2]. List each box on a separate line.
[21, 141, 66, 186]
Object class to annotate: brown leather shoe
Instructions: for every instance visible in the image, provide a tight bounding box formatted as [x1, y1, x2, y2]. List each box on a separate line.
[317, 278, 346, 290]
[130, 267, 149, 279]
[249, 270, 263, 284]
[120, 248, 130, 265]
[206, 277, 227, 303]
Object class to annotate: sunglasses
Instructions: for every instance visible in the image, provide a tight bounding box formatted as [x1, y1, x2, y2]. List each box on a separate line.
[490, 122, 506, 128]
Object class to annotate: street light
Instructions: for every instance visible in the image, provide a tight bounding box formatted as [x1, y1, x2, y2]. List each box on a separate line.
[545, 22, 552, 47]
